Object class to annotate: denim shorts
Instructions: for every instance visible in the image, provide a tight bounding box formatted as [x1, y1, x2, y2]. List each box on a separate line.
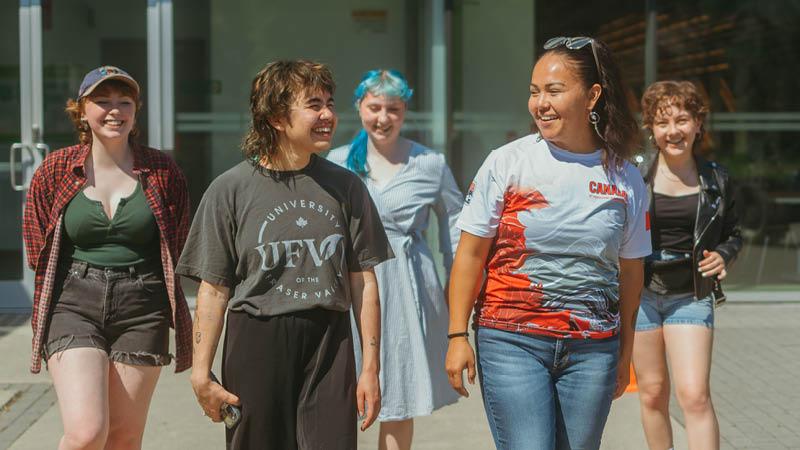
[476, 327, 619, 450]
[635, 288, 715, 331]
[44, 259, 172, 366]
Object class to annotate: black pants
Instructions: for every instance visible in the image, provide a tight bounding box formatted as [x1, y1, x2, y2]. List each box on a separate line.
[223, 308, 357, 450]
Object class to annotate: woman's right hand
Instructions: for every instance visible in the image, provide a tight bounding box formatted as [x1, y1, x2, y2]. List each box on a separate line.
[445, 337, 477, 397]
[191, 375, 241, 422]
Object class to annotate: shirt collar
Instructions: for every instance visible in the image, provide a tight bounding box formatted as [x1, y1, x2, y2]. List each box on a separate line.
[131, 143, 151, 174]
[695, 156, 719, 193]
[68, 144, 91, 176]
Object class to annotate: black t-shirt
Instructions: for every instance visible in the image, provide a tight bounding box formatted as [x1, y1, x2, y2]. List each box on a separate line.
[652, 192, 698, 253]
[176, 155, 394, 316]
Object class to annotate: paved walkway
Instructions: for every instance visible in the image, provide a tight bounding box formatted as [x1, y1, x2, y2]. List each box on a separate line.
[1, 304, 797, 449]
[673, 304, 800, 449]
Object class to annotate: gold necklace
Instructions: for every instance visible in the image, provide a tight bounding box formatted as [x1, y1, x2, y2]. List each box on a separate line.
[658, 167, 683, 182]
[658, 165, 691, 183]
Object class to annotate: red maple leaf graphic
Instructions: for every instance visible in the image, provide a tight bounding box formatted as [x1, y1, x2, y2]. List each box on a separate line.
[481, 187, 549, 323]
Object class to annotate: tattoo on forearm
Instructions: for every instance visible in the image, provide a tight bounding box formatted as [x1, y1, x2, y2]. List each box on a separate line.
[369, 337, 378, 347]
[195, 332, 202, 344]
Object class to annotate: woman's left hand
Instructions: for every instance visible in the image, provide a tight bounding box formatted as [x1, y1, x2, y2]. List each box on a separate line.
[698, 250, 727, 280]
[356, 370, 381, 431]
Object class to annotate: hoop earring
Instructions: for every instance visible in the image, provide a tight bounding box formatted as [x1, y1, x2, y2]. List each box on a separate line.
[588, 111, 603, 141]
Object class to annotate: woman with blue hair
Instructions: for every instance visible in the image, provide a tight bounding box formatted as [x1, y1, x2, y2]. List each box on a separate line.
[328, 69, 462, 450]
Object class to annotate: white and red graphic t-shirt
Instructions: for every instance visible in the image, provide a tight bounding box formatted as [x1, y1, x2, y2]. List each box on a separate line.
[457, 135, 652, 339]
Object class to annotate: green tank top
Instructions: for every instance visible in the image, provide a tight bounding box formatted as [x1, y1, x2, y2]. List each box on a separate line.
[63, 183, 160, 267]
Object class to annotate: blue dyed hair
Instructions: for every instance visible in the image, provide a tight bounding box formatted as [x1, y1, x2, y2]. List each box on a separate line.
[346, 69, 414, 175]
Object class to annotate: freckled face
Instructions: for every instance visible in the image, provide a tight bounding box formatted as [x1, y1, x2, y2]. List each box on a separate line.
[82, 89, 136, 142]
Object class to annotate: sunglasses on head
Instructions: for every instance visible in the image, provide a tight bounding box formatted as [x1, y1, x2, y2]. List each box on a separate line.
[543, 36, 603, 83]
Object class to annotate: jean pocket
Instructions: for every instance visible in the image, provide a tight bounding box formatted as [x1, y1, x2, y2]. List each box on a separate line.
[137, 272, 166, 296]
[59, 267, 81, 291]
[52, 268, 90, 310]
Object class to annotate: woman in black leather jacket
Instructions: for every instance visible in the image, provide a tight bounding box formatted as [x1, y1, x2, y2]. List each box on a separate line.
[632, 81, 742, 450]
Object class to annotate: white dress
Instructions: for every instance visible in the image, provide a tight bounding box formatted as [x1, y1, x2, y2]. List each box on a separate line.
[328, 142, 463, 420]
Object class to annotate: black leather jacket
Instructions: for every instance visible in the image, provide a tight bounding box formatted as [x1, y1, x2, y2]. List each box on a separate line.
[644, 157, 743, 299]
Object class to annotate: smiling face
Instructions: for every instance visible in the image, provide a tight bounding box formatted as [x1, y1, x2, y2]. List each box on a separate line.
[358, 92, 406, 147]
[82, 87, 137, 143]
[276, 88, 338, 154]
[528, 53, 601, 150]
[651, 104, 702, 160]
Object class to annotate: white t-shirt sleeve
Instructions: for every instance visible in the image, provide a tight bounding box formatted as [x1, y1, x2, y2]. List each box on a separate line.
[619, 168, 652, 259]
[456, 150, 506, 238]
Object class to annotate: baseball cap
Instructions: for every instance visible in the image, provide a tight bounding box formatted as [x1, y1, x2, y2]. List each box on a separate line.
[78, 65, 140, 99]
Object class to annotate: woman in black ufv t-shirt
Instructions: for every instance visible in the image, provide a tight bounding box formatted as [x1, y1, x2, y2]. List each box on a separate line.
[177, 60, 393, 450]
[633, 81, 742, 450]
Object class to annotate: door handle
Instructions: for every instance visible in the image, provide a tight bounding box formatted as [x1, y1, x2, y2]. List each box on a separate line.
[35, 142, 50, 157]
[9, 143, 35, 192]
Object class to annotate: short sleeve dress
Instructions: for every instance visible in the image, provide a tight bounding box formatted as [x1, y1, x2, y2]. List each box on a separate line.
[328, 142, 463, 421]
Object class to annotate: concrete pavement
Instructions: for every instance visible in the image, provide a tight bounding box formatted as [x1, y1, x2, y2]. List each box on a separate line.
[1, 303, 797, 449]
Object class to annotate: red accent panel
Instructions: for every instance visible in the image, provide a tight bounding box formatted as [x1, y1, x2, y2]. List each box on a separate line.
[481, 188, 549, 324]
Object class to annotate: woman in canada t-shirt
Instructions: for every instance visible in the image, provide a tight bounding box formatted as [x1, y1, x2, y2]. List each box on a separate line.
[445, 37, 651, 449]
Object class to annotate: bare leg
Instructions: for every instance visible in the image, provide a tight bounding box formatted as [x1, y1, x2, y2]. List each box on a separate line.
[104, 362, 162, 450]
[663, 325, 719, 450]
[48, 348, 110, 450]
[633, 328, 673, 450]
[378, 419, 413, 450]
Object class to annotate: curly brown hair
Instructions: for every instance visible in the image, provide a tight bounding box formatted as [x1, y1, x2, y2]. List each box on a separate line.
[641, 80, 709, 152]
[64, 79, 142, 145]
[241, 60, 335, 167]
[531, 37, 640, 170]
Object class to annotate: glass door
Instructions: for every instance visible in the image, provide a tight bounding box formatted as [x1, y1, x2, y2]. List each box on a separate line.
[1, 0, 38, 311]
[40, 0, 149, 150]
[2, 0, 171, 312]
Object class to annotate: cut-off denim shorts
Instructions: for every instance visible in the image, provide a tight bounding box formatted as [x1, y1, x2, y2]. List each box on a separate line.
[44, 259, 172, 366]
[635, 288, 715, 331]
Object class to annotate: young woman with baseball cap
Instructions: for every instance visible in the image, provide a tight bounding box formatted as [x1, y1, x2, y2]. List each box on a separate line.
[23, 65, 191, 449]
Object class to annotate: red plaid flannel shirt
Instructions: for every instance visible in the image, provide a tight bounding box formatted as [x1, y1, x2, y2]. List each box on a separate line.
[23, 144, 192, 373]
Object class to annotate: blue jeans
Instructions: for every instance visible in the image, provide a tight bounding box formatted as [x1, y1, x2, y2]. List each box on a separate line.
[476, 327, 619, 450]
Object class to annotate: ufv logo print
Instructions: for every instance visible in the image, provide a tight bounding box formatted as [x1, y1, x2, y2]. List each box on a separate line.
[254, 198, 344, 273]
[255, 234, 344, 270]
